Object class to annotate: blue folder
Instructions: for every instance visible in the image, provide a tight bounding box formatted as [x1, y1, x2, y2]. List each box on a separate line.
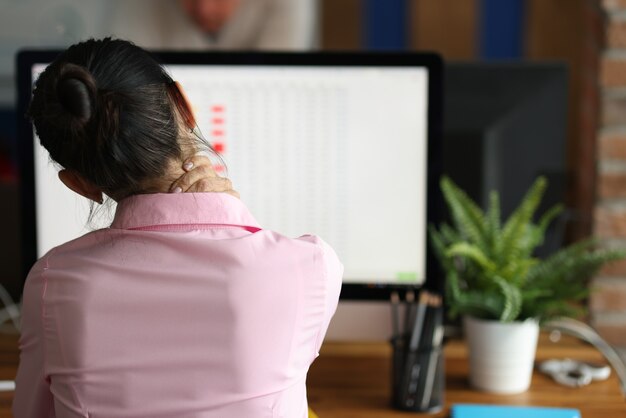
[452, 404, 581, 418]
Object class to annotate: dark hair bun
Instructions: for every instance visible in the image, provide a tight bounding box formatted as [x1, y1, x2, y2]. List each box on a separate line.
[30, 38, 200, 200]
[56, 64, 96, 123]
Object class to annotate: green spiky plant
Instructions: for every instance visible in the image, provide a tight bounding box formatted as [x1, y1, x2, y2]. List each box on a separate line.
[430, 176, 626, 323]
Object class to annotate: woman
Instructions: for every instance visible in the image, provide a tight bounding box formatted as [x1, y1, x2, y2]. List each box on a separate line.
[14, 38, 342, 417]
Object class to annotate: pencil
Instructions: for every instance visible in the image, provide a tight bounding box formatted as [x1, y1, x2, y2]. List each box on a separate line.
[404, 290, 415, 337]
[409, 291, 429, 350]
[390, 291, 400, 339]
[400, 291, 430, 407]
[420, 295, 444, 410]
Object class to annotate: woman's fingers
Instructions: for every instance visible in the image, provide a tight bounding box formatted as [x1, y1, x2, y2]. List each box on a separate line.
[170, 156, 216, 193]
[182, 155, 216, 174]
[188, 177, 239, 198]
[169, 155, 239, 198]
[188, 177, 233, 193]
[186, 177, 240, 198]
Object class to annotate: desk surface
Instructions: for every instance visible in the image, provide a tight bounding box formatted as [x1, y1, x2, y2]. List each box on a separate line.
[0, 332, 623, 416]
[307, 333, 626, 417]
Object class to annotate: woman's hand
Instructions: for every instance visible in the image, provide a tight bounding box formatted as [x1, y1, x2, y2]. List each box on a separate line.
[169, 155, 239, 198]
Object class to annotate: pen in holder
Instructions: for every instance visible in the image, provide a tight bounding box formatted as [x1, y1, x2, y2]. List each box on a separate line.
[390, 291, 445, 413]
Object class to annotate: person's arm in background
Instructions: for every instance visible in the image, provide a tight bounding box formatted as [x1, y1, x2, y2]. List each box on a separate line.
[13, 260, 54, 418]
[257, 0, 318, 50]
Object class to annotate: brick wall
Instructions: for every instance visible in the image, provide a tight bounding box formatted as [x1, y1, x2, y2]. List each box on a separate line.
[592, 0, 626, 347]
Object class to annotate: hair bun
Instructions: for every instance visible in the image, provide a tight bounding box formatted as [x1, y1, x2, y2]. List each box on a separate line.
[56, 64, 96, 123]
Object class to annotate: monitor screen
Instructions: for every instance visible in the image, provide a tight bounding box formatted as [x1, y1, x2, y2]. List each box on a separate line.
[19, 52, 443, 298]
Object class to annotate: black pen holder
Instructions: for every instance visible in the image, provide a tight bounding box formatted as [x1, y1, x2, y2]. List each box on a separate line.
[390, 337, 444, 413]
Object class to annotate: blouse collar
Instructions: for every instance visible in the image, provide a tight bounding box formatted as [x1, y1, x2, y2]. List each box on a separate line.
[111, 192, 261, 232]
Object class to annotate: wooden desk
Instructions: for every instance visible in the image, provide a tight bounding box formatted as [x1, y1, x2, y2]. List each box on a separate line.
[307, 334, 626, 417]
[0, 332, 623, 416]
[0, 331, 19, 417]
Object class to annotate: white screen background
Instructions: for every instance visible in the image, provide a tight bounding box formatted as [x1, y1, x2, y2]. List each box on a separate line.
[32, 64, 429, 284]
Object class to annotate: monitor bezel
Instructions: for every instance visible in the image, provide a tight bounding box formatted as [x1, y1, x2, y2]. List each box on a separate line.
[17, 50, 443, 300]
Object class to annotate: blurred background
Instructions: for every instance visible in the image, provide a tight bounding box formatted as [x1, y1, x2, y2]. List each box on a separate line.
[1, 0, 626, 350]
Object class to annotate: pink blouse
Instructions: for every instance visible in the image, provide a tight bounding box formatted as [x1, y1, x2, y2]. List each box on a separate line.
[14, 193, 343, 417]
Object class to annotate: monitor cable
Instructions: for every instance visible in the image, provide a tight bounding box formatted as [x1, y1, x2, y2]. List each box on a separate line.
[543, 317, 626, 399]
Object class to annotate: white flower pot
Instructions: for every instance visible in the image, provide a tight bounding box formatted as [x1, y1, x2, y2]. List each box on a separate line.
[463, 316, 540, 394]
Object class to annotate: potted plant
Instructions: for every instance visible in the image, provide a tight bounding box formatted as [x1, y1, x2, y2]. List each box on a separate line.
[430, 176, 626, 394]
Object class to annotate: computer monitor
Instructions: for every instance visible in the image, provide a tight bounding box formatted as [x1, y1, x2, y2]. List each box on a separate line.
[17, 51, 443, 300]
[442, 62, 568, 257]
